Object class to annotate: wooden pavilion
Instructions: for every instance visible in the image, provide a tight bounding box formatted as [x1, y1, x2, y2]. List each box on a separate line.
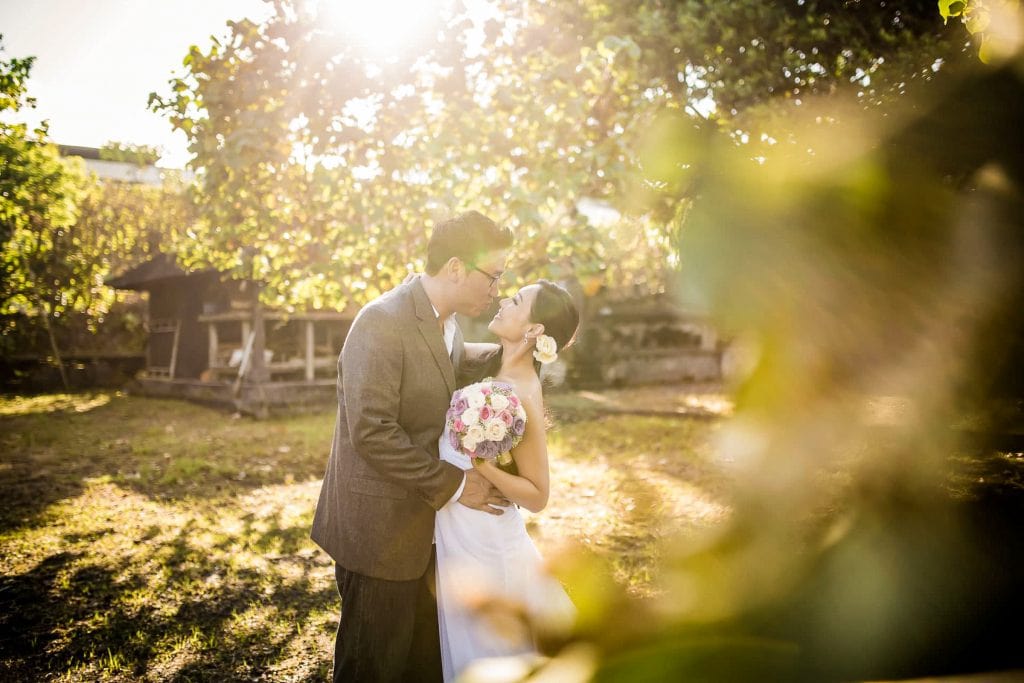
[568, 291, 722, 387]
[107, 254, 353, 416]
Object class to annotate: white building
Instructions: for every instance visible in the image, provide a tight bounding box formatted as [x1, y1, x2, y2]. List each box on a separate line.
[58, 145, 192, 185]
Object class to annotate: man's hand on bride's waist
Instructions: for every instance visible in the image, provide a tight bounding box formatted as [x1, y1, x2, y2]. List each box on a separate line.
[457, 468, 508, 514]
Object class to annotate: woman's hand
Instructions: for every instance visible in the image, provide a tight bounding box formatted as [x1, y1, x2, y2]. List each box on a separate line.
[472, 457, 497, 472]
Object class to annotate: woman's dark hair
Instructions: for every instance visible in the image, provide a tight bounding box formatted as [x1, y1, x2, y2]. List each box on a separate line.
[529, 279, 579, 353]
[457, 279, 580, 387]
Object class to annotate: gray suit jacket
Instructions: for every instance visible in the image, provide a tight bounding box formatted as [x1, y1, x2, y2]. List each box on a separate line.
[311, 277, 466, 581]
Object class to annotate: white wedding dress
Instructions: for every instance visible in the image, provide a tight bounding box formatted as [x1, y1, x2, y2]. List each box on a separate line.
[434, 426, 575, 682]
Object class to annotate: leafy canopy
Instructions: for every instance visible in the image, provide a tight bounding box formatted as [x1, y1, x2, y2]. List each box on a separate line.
[2, 36, 191, 354]
[150, 1, 967, 309]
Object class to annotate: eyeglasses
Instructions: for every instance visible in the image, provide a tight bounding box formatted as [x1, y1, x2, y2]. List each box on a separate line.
[471, 266, 503, 287]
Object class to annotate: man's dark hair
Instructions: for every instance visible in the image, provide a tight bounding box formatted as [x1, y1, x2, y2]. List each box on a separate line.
[425, 211, 513, 275]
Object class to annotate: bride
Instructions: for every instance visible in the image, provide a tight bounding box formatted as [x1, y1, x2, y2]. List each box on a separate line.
[434, 279, 580, 682]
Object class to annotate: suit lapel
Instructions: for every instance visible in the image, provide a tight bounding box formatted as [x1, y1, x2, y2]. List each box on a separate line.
[411, 278, 456, 394]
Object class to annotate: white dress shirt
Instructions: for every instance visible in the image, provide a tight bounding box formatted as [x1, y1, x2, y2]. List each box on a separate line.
[432, 303, 466, 505]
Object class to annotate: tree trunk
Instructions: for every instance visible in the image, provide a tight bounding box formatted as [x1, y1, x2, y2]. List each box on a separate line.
[249, 280, 270, 384]
[39, 298, 70, 392]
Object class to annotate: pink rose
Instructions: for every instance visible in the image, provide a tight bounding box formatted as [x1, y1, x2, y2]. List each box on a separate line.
[481, 385, 492, 395]
[508, 395, 519, 408]
[479, 405, 492, 421]
[499, 410, 513, 426]
[453, 418, 465, 432]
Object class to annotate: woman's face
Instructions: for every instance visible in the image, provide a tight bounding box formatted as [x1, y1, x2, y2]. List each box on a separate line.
[487, 284, 541, 341]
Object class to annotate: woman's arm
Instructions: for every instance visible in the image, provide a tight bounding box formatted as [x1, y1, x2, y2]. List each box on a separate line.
[473, 382, 550, 513]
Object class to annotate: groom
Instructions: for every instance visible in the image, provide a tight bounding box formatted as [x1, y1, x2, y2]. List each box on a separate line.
[311, 211, 513, 682]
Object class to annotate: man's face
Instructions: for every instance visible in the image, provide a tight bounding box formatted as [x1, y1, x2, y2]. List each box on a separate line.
[456, 249, 508, 317]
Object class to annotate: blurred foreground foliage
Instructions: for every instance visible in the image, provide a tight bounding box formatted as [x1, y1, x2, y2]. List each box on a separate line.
[527, 12, 1024, 683]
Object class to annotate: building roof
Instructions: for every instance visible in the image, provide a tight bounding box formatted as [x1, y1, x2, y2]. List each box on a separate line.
[106, 254, 217, 290]
[58, 145, 104, 160]
[58, 145, 173, 186]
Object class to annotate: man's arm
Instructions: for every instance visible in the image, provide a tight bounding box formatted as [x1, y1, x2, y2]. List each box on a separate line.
[343, 307, 463, 510]
[462, 341, 500, 361]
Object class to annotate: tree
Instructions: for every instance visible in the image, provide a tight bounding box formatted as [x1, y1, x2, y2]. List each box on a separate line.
[70, 172, 194, 321]
[2, 37, 193, 385]
[1, 38, 89, 389]
[99, 141, 161, 166]
[151, 1, 969, 313]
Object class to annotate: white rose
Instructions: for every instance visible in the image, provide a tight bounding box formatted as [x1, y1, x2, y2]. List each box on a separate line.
[489, 392, 509, 411]
[484, 418, 508, 442]
[463, 436, 478, 452]
[465, 425, 485, 445]
[465, 389, 486, 409]
[461, 408, 480, 427]
[516, 405, 527, 421]
[533, 334, 558, 364]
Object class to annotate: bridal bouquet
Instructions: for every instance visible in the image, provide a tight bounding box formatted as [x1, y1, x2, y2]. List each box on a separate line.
[445, 380, 527, 465]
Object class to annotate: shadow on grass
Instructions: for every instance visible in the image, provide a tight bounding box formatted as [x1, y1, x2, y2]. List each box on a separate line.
[0, 391, 334, 534]
[0, 392, 341, 679]
[0, 551, 84, 675]
[0, 511, 337, 680]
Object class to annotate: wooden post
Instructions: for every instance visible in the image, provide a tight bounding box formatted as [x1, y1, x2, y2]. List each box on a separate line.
[168, 320, 181, 380]
[700, 323, 717, 351]
[208, 322, 219, 369]
[305, 320, 315, 381]
[145, 317, 152, 375]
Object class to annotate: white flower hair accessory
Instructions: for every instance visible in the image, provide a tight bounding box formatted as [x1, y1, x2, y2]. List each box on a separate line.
[533, 334, 558, 364]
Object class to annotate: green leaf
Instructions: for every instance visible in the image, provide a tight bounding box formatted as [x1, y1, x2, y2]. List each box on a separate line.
[965, 8, 991, 34]
[938, 0, 968, 24]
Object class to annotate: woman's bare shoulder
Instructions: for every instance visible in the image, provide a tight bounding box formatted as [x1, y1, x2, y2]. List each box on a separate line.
[507, 375, 543, 410]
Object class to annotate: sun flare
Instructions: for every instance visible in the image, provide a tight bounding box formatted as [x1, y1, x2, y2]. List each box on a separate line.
[316, 0, 446, 57]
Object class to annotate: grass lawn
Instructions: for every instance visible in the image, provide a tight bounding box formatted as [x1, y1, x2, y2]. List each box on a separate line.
[0, 386, 732, 681]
